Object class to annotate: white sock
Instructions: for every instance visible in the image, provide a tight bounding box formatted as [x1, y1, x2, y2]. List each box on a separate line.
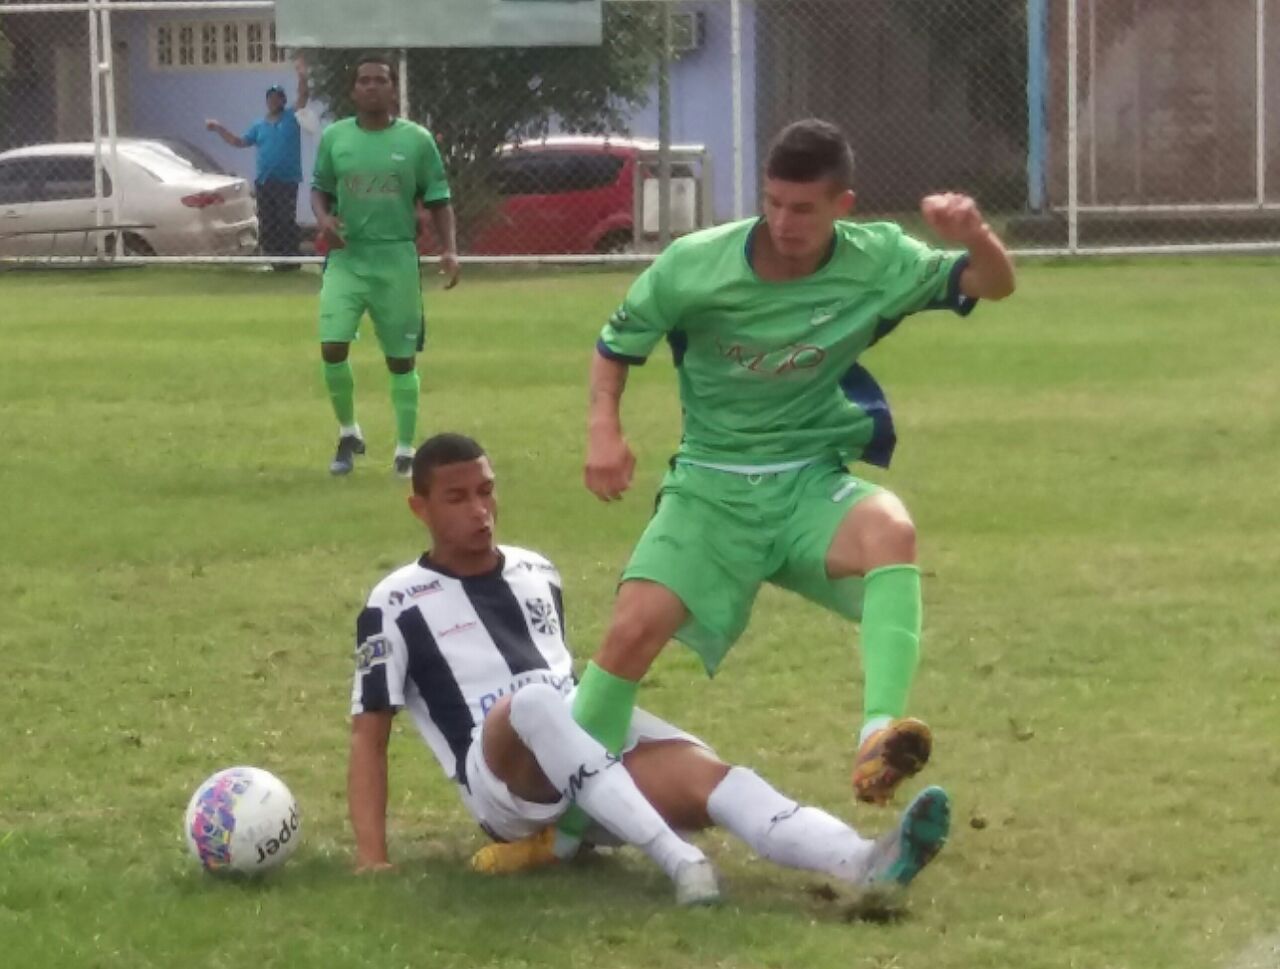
[394, 444, 415, 458]
[508, 685, 705, 879]
[339, 423, 362, 440]
[707, 767, 872, 882]
[859, 716, 892, 747]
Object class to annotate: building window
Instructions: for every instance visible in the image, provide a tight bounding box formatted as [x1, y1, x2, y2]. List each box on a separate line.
[155, 25, 173, 67]
[152, 20, 282, 72]
[246, 22, 265, 65]
[269, 21, 287, 64]
[222, 23, 240, 66]
[200, 23, 219, 66]
[177, 25, 195, 67]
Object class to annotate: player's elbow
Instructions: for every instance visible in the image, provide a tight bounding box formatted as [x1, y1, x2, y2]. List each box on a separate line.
[350, 712, 392, 753]
[988, 277, 1016, 301]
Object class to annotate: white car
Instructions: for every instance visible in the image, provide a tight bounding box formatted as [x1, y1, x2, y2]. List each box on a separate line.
[0, 139, 258, 257]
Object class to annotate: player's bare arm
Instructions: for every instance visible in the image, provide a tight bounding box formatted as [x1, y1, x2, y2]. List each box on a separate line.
[421, 201, 460, 289]
[347, 710, 394, 871]
[311, 189, 344, 250]
[585, 352, 635, 502]
[921, 193, 1016, 301]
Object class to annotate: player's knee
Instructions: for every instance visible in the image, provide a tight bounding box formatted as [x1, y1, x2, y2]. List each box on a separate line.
[321, 342, 349, 364]
[862, 506, 917, 564]
[386, 356, 415, 375]
[600, 617, 666, 676]
[508, 683, 566, 737]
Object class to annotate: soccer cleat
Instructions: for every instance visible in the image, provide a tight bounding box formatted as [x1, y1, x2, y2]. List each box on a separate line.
[857, 785, 950, 890]
[470, 828, 558, 875]
[852, 717, 933, 805]
[393, 454, 413, 479]
[329, 434, 366, 476]
[673, 858, 721, 907]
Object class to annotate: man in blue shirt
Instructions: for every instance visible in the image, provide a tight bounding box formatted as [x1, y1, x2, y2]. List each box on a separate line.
[207, 57, 309, 270]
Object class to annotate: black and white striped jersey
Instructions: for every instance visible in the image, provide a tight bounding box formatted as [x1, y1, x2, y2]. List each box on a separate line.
[350, 546, 575, 784]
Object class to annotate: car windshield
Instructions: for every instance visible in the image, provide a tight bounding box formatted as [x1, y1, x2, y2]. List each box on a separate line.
[141, 139, 233, 176]
[125, 145, 218, 183]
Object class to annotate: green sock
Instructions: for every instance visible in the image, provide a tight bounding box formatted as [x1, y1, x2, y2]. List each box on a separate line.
[388, 369, 420, 450]
[322, 361, 356, 427]
[555, 662, 640, 846]
[859, 564, 922, 730]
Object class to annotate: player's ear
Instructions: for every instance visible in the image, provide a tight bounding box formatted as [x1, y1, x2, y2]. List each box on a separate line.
[836, 189, 855, 216]
[408, 492, 431, 525]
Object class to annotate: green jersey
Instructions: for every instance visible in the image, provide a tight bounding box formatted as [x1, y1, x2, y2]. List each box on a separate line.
[311, 118, 451, 245]
[597, 219, 974, 467]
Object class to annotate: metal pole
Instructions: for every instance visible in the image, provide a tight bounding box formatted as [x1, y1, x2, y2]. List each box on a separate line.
[730, 0, 744, 220]
[1134, 0, 1143, 199]
[1088, 0, 1097, 204]
[399, 48, 409, 119]
[1257, 0, 1266, 206]
[101, 0, 124, 256]
[1025, 0, 1048, 212]
[657, 1, 672, 247]
[87, 0, 105, 256]
[1067, 0, 1079, 252]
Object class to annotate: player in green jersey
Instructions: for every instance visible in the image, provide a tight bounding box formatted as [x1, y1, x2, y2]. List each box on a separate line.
[311, 54, 459, 478]
[538, 119, 1018, 857]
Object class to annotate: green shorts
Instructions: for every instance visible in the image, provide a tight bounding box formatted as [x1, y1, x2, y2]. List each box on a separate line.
[318, 242, 424, 358]
[622, 460, 881, 675]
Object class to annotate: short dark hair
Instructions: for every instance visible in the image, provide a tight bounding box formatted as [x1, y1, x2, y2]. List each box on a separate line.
[765, 119, 855, 189]
[352, 53, 399, 88]
[412, 433, 486, 496]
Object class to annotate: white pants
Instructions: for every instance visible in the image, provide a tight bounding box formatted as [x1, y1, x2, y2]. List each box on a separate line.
[460, 704, 709, 843]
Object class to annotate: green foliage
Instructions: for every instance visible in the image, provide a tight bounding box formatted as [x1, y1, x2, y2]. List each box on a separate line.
[305, 3, 662, 242]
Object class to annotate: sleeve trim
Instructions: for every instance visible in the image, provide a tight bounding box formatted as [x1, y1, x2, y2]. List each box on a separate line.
[925, 254, 978, 317]
[596, 339, 647, 366]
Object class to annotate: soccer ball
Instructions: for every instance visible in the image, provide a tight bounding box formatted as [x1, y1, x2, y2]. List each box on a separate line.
[184, 766, 301, 874]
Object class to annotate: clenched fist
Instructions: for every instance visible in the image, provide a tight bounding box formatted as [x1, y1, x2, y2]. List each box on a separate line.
[921, 193, 988, 246]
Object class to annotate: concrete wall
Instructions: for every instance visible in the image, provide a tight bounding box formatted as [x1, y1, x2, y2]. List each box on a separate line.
[1050, 0, 1279, 205]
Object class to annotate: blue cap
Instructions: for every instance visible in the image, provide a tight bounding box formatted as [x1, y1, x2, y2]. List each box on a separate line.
[266, 84, 286, 98]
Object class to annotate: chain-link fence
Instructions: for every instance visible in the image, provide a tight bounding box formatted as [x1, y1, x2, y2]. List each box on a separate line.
[1, 0, 1276, 263]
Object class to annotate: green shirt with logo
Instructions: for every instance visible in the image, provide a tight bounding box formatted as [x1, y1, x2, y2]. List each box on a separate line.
[597, 219, 975, 467]
[312, 118, 451, 245]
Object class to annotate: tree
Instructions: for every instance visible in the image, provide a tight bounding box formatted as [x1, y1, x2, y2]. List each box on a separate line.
[306, 2, 663, 244]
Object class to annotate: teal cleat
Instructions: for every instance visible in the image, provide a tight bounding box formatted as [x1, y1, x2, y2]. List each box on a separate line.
[860, 785, 951, 890]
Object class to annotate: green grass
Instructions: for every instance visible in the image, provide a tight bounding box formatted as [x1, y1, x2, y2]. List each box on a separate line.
[1, 259, 1278, 969]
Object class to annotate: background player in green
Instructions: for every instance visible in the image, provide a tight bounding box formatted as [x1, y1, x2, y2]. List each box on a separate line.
[311, 54, 460, 478]
[531, 119, 1018, 860]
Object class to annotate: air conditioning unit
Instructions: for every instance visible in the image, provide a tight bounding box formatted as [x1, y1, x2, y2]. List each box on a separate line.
[670, 11, 706, 54]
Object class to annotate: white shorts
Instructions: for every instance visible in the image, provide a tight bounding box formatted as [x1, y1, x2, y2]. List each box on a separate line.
[459, 705, 709, 843]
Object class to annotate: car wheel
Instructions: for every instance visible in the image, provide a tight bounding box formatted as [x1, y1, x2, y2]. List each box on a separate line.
[105, 233, 156, 257]
[595, 230, 635, 255]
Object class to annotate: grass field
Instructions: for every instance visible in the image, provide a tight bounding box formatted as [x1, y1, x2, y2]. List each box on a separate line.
[1, 259, 1277, 969]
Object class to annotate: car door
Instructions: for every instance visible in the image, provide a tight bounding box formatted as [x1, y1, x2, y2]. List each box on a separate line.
[0, 158, 40, 256]
[24, 155, 113, 256]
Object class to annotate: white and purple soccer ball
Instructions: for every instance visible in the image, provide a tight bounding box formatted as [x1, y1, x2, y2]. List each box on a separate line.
[184, 766, 301, 874]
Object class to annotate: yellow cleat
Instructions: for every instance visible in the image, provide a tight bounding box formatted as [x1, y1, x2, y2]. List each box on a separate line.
[852, 717, 933, 806]
[470, 827, 559, 875]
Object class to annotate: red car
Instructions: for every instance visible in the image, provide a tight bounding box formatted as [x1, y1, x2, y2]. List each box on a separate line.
[315, 136, 708, 257]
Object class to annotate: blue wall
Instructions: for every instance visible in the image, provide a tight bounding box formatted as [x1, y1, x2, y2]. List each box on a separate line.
[120, 3, 754, 226]
[119, 14, 318, 222]
[623, 1, 757, 221]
